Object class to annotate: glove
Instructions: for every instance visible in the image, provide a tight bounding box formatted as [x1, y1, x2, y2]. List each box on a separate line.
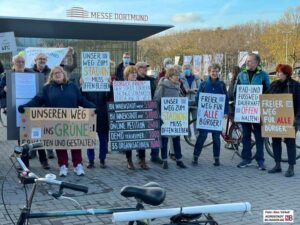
[18, 105, 25, 113]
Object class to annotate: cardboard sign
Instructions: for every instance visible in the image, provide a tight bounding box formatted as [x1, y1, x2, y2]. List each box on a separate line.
[183, 55, 193, 65]
[0, 32, 17, 54]
[20, 108, 97, 149]
[196, 93, 226, 131]
[108, 101, 161, 151]
[81, 52, 110, 92]
[161, 97, 188, 135]
[234, 85, 262, 123]
[113, 81, 151, 102]
[24, 47, 68, 68]
[174, 56, 180, 65]
[260, 94, 295, 138]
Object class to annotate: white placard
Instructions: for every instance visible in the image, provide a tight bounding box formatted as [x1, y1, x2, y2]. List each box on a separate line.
[234, 85, 262, 123]
[238, 51, 248, 68]
[113, 81, 151, 102]
[196, 93, 226, 131]
[183, 55, 193, 65]
[24, 47, 68, 69]
[174, 56, 180, 65]
[214, 53, 224, 65]
[81, 52, 110, 92]
[161, 97, 188, 135]
[0, 32, 17, 54]
[203, 54, 212, 75]
[15, 73, 36, 98]
[193, 55, 202, 76]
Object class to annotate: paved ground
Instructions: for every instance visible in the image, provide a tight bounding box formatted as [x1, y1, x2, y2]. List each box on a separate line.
[0, 124, 299, 225]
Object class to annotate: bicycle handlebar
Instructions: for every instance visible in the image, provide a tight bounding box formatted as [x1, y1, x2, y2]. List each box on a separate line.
[36, 178, 88, 193]
[14, 142, 43, 154]
[112, 202, 251, 222]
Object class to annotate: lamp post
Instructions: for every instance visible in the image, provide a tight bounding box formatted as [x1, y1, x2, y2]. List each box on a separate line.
[282, 31, 292, 64]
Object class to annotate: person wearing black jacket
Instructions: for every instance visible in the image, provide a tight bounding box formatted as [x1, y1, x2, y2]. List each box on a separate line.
[31, 53, 55, 161]
[115, 52, 134, 81]
[266, 64, 300, 177]
[18, 66, 95, 177]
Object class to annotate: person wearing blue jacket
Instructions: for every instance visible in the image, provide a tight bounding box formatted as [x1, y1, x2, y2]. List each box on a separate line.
[192, 63, 229, 166]
[234, 53, 270, 170]
[18, 66, 96, 177]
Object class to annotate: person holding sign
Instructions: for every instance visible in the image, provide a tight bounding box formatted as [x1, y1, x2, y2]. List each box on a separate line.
[116, 52, 134, 81]
[18, 66, 95, 177]
[234, 53, 270, 170]
[154, 67, 187, 169]
[192, 63, 229, 166]
[121, 65, 150, 170]
[266, 64, 300, 177]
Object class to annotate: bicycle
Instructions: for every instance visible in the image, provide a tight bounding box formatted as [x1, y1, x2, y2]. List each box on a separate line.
[5, 143, 251, 225]
[184, 108, 256, 160]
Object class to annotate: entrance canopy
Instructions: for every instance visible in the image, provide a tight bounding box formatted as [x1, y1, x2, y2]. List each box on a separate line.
[0, 16, 173, 41]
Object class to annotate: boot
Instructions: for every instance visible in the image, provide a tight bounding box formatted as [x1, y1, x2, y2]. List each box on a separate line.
[177, 161, 187, 169]
[100, 160, 106, 169]
[162, 161, 168, 169]
[268, 162, 282, 173]
[87, 160, 95, 169]
[285, 165, 294, 177]
[127, 159, 135, 170]
[213, 158, 220, 166]
[192, 156, 198, 166]
[139, 158, 149, 170]
[41, 161, 50, 170]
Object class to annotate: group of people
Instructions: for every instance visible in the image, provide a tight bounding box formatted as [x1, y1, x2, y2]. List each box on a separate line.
[0, 50, 299, 178]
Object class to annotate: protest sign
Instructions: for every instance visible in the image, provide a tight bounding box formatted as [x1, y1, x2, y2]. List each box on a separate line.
[238, 51, 248, 68]
[161, 97, 188, 135]
[260, 94, 295, 138]
[174, 56, 180, 65]
[108, 101, 160, 151]
[81, 52, 110, 91]
[20, 108, 97, 149]
[24, 47, 68, 68]
[234, 85, 262, 123]
[0, 32, 17, 54]
[193, 55, 202, 76]
[183, 55, 193, 65]
[113, 81, 151, 102]
[196, 93, 226, 131]
[203, 54, 212, 75]
[214, 53, 224, 65]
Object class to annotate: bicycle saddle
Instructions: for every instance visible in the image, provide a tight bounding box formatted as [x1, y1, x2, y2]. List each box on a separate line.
[120, 182, 166, 206]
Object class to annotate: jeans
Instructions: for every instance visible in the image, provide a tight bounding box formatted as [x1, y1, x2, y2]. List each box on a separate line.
[87, 131, 108, 161]
[241, 123, 264, 162]
[272, 138, 296, 165]
[161, 136, 182, 160]
[150, 148, 160, 159]
[193, 130, 221, 158]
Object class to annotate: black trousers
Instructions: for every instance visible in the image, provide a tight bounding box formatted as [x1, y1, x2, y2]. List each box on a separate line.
[272, 138, 296, 165]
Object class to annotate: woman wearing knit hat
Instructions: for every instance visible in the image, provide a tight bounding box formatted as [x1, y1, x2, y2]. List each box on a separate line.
[266, 64, 300, 177]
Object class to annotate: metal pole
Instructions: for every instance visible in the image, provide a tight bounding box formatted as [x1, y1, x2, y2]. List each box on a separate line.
[285, 33, 288, 63]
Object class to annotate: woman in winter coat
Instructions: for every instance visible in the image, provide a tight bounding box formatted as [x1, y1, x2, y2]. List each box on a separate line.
[153, 67, 187, 169]
[267, 64, 300, 177]
[18, 66, 95, 177]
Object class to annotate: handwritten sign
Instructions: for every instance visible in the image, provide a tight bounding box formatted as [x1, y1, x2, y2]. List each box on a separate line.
[81, 52, 110, 91]
[196, 93, 225, 131]
[20, 108, 97, 149]
[108, 101, 160, 151]
[234, 85, 262, 123]
[161, 97, 188, 135]
[0, 32, 17, 54]
[260, 94, 295, 138]
[193, 55, 202, 76]
[24, 47, 68, 68]
[113, 81, 151, 102]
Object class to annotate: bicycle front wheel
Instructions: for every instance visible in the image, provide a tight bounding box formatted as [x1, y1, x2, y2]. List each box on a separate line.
[183, 119, 213, 148]
[264, 130, 300, 162]
[228, 123, 256, 160]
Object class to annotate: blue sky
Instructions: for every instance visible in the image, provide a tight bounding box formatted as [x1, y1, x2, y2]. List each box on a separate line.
[0, 0, 299, 32]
